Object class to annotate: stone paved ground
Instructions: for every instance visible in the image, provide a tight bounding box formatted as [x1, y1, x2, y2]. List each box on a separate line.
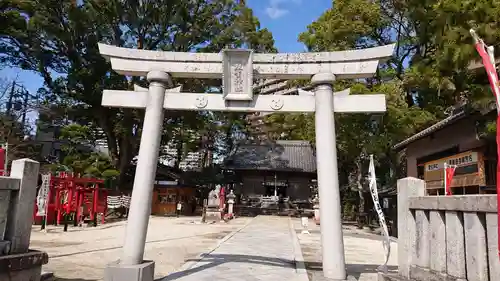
[30, 216, 250, 281]
[160, 216, 308, 281]
[293, 218, 398, 281]
[32, 216, 399, 281]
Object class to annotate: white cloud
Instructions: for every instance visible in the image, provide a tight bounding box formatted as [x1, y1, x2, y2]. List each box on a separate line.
[265, 0, 302, 20]
[265, 6, 289, 19]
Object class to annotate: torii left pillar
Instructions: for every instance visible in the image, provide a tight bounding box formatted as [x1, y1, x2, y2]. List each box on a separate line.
[313, 73, 347, 280]
[105, 71, 171, 281]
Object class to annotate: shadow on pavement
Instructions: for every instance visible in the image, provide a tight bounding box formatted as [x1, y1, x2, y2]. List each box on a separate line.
[49, 277, 98, 281]
[304, 261, 398, 279]
[42, 272, 97, 281]
[156, 253, 295, 281]
[49, 232, 222, 259]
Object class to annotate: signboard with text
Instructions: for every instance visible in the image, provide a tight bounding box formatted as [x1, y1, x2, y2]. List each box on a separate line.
[423, 151, 485, 189]
[425, 151, 478, 172]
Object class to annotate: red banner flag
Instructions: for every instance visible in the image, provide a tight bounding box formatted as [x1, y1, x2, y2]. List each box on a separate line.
[473, 46, 500, 109]
[444, 163, 456, 196]
[471, 29, 500, 258]
[219, 186, 225, 213]
[0, 148, 4, 176]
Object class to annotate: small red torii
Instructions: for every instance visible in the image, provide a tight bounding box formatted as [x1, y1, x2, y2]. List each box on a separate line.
[33, 172, 108, 227]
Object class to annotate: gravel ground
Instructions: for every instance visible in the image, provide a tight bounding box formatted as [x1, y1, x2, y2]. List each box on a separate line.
[30, 216, 250, 281]
[292, 219, 398, 281]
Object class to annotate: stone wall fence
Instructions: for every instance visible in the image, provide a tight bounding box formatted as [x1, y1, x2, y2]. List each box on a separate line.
[382, 177, 500, 281]
[0, 159, 48, 281]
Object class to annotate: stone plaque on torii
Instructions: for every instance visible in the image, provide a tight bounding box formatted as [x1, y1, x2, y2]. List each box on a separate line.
[98, 43, 395, 281]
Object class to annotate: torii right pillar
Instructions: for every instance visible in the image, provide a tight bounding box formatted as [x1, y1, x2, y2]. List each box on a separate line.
[313, 72, 347, 280]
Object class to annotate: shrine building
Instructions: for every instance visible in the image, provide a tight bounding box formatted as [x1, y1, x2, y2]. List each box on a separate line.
[393, 103, 497, 195]
[223, 140, 316, 203]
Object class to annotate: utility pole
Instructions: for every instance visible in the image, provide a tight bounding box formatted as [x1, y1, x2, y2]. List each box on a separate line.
[2, 81, 16, 175]
[6, 81, 15, 116]
[21, 87, 29, 132]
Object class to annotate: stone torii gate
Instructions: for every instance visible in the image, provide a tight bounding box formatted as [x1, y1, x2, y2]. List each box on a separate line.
[98, 43, 395, 281]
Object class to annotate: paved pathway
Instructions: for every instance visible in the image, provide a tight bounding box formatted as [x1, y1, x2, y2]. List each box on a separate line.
[293, 219, 398, 281]
[32, 216, 250, 280]
[160, 216, 307, 281]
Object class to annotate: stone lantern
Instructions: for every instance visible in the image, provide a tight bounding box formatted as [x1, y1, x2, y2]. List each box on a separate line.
[313, 194, 320, 225]
[226, 190, 236, 217]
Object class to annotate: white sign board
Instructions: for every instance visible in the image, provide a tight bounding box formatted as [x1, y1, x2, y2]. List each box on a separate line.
[301, 216, 310, 234]
[36, 174, 50, 216]
[301, 217, 309, 228]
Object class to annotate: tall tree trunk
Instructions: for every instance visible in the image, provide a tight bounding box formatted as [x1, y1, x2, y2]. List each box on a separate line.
[355, 159, 366, 228]
[99, 110, 136, 190]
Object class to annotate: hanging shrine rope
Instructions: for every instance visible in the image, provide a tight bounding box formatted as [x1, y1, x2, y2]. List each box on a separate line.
[368, 154, 391, 272]
[107, 195, 131, 209]
[470, 29, 500, 258]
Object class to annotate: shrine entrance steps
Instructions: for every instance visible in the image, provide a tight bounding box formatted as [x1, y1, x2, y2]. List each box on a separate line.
[159, 216, 308, 281]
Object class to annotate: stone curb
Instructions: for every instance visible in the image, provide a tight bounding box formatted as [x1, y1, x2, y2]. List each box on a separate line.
[288, 217, 311, 281]
[175, 216, 256, 272]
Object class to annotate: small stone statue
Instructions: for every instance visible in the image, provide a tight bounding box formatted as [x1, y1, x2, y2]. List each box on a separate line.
[205, 185, 223, 222]
[207, 186, 221, 208]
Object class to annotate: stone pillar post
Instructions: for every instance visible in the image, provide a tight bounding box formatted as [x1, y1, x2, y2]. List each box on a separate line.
[121, 71, 170, 264]
[397, 177, 425, 279]
[5, 159, 40, 254]
[312, 73, 346, 280]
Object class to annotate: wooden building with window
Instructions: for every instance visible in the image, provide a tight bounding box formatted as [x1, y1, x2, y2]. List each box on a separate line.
[393, 104, 497, 195]
[150, 165, 197, 216]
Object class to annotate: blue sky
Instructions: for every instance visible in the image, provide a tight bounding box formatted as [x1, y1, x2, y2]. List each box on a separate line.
[0, 0, 331, 107]
[247, 0, 331, 52]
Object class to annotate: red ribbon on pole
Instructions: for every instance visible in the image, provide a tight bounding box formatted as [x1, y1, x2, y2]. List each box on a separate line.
[0, 148, 4, 176]
[219, 186, 225, 213]
[471, 29, 500, 258]
[444, 163, 456, 196]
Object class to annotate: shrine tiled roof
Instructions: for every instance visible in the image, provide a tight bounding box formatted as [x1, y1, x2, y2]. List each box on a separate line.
[392, 101, 497, 150]
[223, 140, 316, 173]
[392, 110, 467, 150]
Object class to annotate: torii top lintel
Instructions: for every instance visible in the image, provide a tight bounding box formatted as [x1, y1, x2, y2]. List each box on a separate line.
[97, 43, 396, 80]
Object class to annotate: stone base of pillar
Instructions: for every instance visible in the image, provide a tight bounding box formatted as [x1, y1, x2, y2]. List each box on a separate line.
[205, 207, 222, 222]
[0, 250, 48, 281]
[104, 260, 155, 281]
